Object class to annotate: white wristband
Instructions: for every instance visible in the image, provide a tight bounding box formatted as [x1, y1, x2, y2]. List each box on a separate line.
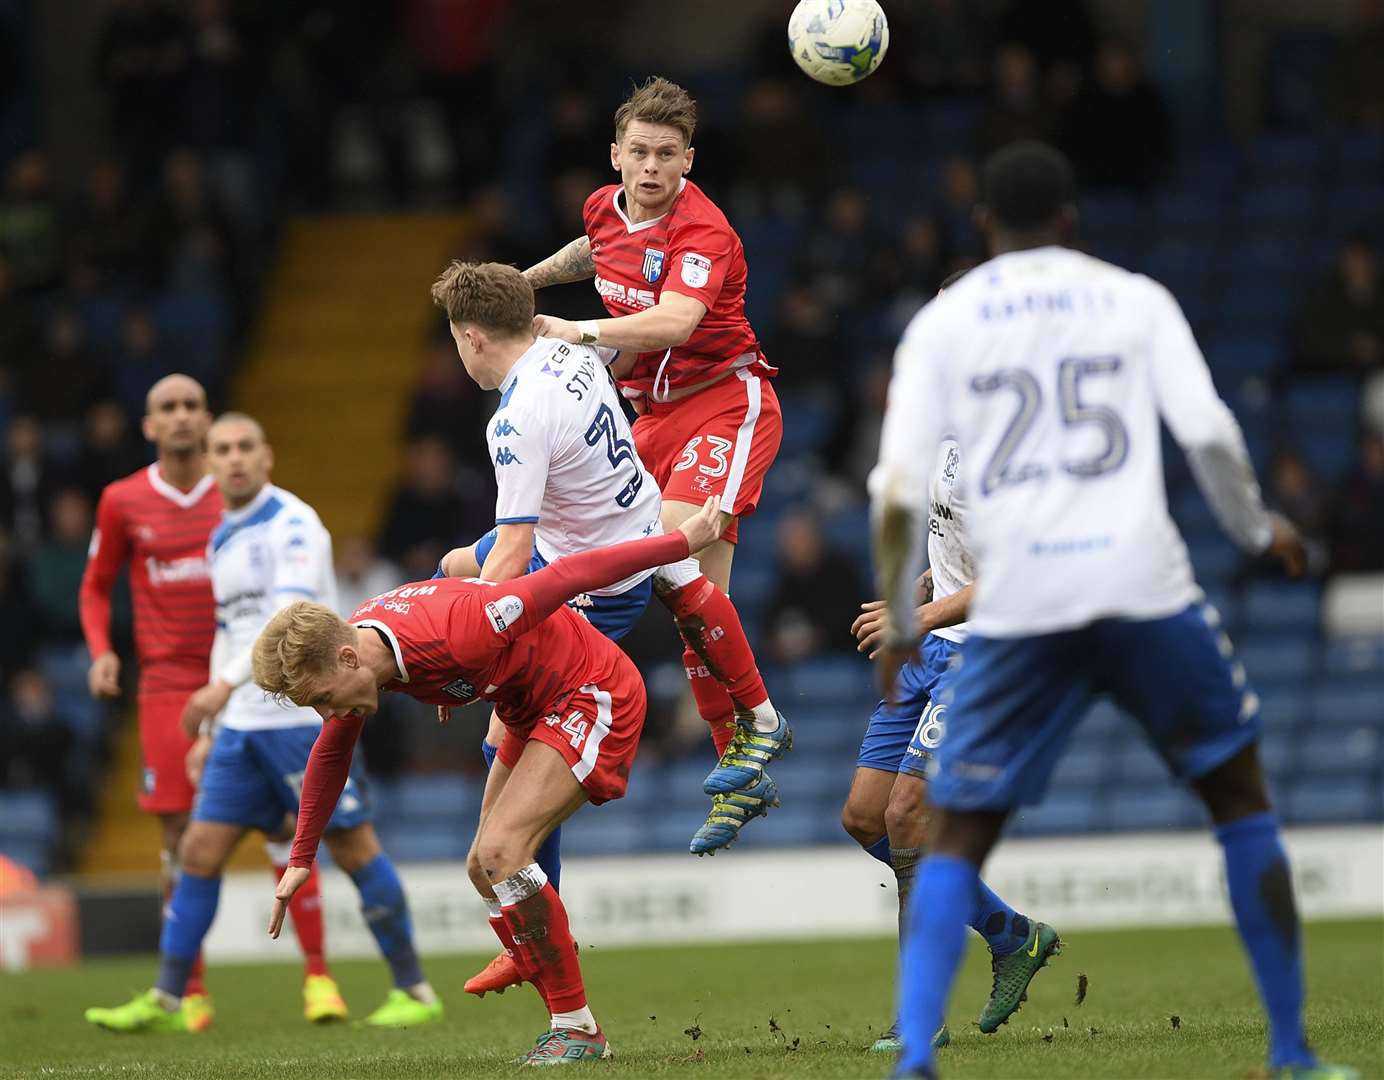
[576, 320, 601, 345]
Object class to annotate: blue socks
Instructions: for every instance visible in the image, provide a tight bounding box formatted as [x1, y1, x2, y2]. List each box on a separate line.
[972, 878, 1030, 956]
[897, 855, 976, 1076]
[1215, 812, 1313, 1069]
[156, 871, 220, 998]
[349, 853, 424, 989]
[863, 834, 891, 866]
[481, 739, 562, 891]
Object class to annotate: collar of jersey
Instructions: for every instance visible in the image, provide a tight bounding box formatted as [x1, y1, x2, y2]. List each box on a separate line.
[148, 463, 216, 509]
[612, 177, 686, 234]
[499, 336, 559, 398]
[222, 483, 278, 524]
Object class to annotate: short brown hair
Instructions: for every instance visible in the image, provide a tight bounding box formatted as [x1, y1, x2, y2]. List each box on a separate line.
[430, 260, 534, 336]
[614, 76, 697, 145]
[252, 600, 354, 706]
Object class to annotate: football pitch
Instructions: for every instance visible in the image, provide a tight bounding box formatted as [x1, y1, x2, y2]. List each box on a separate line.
[3, 919, 1380, 1079]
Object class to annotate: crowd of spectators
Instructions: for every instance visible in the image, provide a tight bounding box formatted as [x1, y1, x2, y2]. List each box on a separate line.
[2, 0, 1382, 868]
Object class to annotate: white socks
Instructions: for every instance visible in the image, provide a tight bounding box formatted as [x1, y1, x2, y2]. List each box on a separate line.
[492, 863, 548, 907]
[407, 981, 438, 1005]
[748, 699, 779, 732]
[551, 1005, 598, 1035]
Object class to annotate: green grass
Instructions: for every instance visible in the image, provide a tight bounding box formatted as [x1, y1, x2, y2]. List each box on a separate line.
[2, 920, 1380, 1079]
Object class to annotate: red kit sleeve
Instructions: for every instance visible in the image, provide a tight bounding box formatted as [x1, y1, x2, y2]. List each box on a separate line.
[289, 712, 365, 868]
[662, 219, 734, 309]
[79, 486, 130, 659]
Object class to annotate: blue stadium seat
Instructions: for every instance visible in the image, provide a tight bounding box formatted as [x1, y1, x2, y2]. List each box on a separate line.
[823, 504, 871, 556]
[1238, 639, 1315, 687]
[1186, 539, 1240, 584]
[0, 790, 58, 844]
[388, 773, 482, 822]
[1299, 725, 1380, 776]
[1284, 778, 1379, 824]
[1320, 636, 1384, 676]
[1007, 793, 1101, 836]
[1258, 729, 1297, 777]
[1324, 185, 1381, 238]
[1104, 787, 1202, 831]
[1151, 191, 1222, 236]
[1311, 684, 1384, 726]
[786, 654, 875, 705]
[1248, 134, 1324, 182]
[775, 394, 835, 460]
[1225, 234, 1303, 279]
[792, 709, 868, 755]
[1214, 282, 1297, 334]
[1237, 186, 1317, 233]
[1242, 581, 1323, 631]
[561, 814, 649, 856]
[1079, 699, 1137, 741]
[375, 823, 469, 862]
[1114, 742, 1171, 785]
[1254, 689, 1307, 733]
[1335, 131, 1384, 179]
[1046, 744, 1109, 789]
[1077, 194, 1147, 239]
[740, 804, 824, 849]
[923, 100, 983, 155]
[1205, 336, 1286, 384]
[728, 565, 776, 614]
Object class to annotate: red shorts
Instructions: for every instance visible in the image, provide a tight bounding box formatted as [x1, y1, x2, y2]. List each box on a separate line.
[632, 370, 782, 544]
[496, 665, 647, 805]
[136, 690, 198, 814]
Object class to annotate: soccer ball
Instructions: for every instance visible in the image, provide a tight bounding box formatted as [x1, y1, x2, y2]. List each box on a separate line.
[787, 0, 889, 86]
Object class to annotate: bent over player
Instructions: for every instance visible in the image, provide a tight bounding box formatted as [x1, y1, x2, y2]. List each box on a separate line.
[79, 375, 330, 1028]
[256, 499, 725, 1065]
[521, 76, 790, 806]
[873, 142, 1353, 1080]
[86, 414, 439, 1033]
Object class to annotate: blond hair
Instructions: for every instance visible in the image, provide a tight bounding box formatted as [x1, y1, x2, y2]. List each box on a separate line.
[430, 260, 533, 336]
[614, 76, 697, 145]
[252, 601, 354, 706]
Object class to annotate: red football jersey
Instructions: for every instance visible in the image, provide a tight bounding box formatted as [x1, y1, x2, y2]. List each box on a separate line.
[350, 578, 628, 732]
[79, 465, 222, 693]
[584, 179, 775, 399]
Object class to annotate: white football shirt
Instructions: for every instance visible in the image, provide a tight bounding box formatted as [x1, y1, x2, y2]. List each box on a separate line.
[873, 246, 1256, 637]
[209, 483, 337, 729]
[927, 438, 974, 644]
[487, 336, 662, 596]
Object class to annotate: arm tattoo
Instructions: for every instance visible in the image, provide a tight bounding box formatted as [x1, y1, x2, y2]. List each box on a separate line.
[523, 235, 595, 289]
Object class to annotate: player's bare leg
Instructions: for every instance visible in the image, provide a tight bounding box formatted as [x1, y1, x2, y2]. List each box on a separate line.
[464, 751, 532, 998]
[658, 499, 791, 853]
[474, 740, 610, 1063]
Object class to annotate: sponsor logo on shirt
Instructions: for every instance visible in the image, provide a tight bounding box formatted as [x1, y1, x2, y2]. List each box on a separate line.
[145, 555, 211, 585]
[680, 253, 711, 288]
[442, 678, 476, 700]
[641, 247, 665, 283]
[494, 447, 522, 466]
[595, 275, 656, 309]
[493, 418, 522, 438]
[942, 445, 960, 485]
[484, 594, 525, 633]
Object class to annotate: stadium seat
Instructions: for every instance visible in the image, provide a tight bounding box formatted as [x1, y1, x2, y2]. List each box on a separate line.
[1238, 638, 1316, 687]
[1324, 185, 1381, 238]
[1046, 744, 1111, 789]
[1213, 282, 1297, 335]
[786, 654, 875, 705]
[1204, 336, 1286, 384]
[775, 393, 835, 460]
[1299, 725, 1381, 776]
[0, 791, 58, 845]
[744, 804, 824, 849]
[1257, 729, 1297, 777]
[1320, 636, 1384, 676]
[389, 773, 482, 822]
[727, 565, 776, 614]
[1284, 778, 1379, 824]
[823, 504, 871, 556]
[1151, 191, 1222, 236]
[1237, 186, 1317, 233]
[1077, 194, 1147, 240]
[1113, 742, 1172, 785]
[1079, 699, 1138, 741]
[1334, 130, 1384, 180]
[561, 814, 648, 856]
[374, 823, 469, 863]
[1254, 689, 1307, 734]
[1248, 134, 1324, 183]
[1242, 581, 1323, 631]
[1104, 787, 1202, 832]
[1186, 539, 1240, 584]
[1007, 793, 1100, 836]
[1311, 683, 1384, 726]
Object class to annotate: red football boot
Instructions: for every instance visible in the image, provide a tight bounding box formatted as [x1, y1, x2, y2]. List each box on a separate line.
[464, 951, 524, 997]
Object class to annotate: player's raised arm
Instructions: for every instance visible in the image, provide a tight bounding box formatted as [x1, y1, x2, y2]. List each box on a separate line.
[80, 487, 130, 698]
[535, 291, 707, 354]
[522, 235, 595, 289]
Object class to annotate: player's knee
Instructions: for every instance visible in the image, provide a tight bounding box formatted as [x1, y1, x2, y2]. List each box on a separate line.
[884, 782, 929, 842]
[474, 829, 529, 884]
[840, 799, 885, 848]
[323, 824, 380, 875]
[176, 825, 224, 877]
[160, 812, 189, 854]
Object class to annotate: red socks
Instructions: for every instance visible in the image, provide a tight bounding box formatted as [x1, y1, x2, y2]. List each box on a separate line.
[272, 861, 330, 977]
[499, 881, 587, 1014]
[661, 575, 769, 747]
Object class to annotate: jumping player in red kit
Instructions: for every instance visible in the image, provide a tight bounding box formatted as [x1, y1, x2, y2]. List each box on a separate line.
[79, 375, 342, 1028]
[255, 498, 726, 1065]
[523, 76, 792, 828]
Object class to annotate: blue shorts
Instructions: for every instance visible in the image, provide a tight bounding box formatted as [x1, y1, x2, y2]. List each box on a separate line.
[856, 635, 961, 776]
[929, 602, 1262, 812]
[474, 527, 652, 641]
[193, 725, 371, 834]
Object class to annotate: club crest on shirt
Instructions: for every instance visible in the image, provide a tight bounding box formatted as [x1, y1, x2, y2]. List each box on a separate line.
[442, 677, 476, 700]
[641, 247, 665, 283]
[942, 445, 960, 485]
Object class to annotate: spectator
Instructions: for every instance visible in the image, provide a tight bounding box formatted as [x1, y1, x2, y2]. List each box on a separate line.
[1062, 41, 1172, 190]
[68, 159, 142, 282]
[1330, 432, 1384, 571]
[763, 509, 867, 664]
[1294, 235, 1384, 372]
[27, 488, 94, 644]
[1268, 450, 1330, 545]
[14, 311, 110, 431]
[795, 187, 878, 312]
[405, 337, 493, 462]
[142, 150, 238, 298]
[335, 535, 404, 616]
[72, 401, 146, 501]
[0, 254, 37, 389]
[110, 309, 175, 417]
[906, 0, 993, 94]
[92, 0, 189, 181]
[1330, 0, 1384, 130]
[733, 79, 831, 211]
[0, 415, 56, 551]
[0, 150, 63, 294]
[978, 45, 1054, 155]
[0, 525, 36, 674]
[934, 156, 982, 258]
[0, 669, 86, 823]
[376, 436, 489, 580]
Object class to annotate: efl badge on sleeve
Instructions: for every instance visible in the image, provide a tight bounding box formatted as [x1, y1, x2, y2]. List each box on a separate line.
[641, 248, 665, 283]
